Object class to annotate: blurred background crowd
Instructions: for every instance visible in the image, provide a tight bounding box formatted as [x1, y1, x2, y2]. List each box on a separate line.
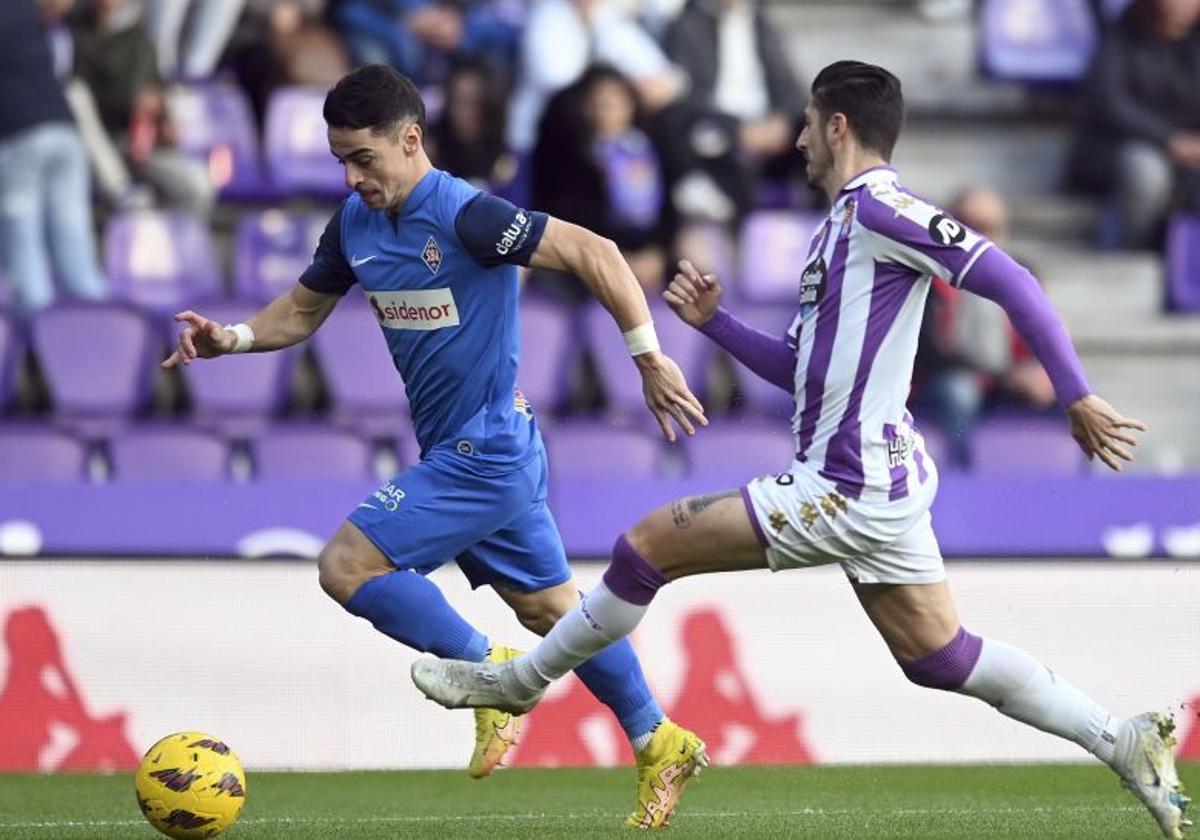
[0, 0, 1197, 488]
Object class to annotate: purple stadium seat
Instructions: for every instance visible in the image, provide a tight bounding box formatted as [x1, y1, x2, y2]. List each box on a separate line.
[31, 304, 153, 430]
[724, 304, 795, 421]
[233, 210, 326, 303]
[253, 425, 374, 480]
[172, 300, 294, 436]
[585, 301, 711, 420]
[685, 421, 796, 480]
[543, 421, 661, 479]
[1167, 215, 1200, 312]
[264, 87, 349, 198]
[519, 295, 577, 414]
[0, 427, 88, 482]
[168, 82, 268, 201]
[0, 310, 19, 410]
[980, 0, 1096, 83]
[737, 210, 824, 304]
[969, 416, 1086, 475]
[310, 296, 410, 438]
[104, 210, 221, 312]
[108, 426, 229, 481]
[677, 222, 736, 286]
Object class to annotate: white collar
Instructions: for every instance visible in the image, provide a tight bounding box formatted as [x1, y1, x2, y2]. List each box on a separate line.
[841, 166, 899, 193]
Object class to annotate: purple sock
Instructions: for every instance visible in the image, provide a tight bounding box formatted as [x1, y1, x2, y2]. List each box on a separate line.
[601, 534, 667, 606]
[901, 627, 983, 690]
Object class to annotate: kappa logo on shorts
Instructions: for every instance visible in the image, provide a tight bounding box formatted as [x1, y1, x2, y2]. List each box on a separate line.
[421, 236, 443, 274]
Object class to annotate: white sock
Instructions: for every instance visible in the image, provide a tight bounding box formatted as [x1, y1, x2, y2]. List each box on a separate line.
[511, 582, 648, 693]
[959, 637, 1122, 766]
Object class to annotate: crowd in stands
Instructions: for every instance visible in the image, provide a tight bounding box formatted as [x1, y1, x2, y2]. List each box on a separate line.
[0, 0, 1196, 481]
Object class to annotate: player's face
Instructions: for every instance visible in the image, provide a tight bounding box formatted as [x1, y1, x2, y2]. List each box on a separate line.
[328, 123, 420, 211]
[797, 104, 832, 188]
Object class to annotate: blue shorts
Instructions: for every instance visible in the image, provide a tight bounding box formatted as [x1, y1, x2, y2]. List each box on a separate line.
[347, 442, 571, 592]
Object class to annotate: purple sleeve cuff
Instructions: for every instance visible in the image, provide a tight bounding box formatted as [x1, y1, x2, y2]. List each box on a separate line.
[959, 248, 1091, 408]
[699, 308, 795, 391]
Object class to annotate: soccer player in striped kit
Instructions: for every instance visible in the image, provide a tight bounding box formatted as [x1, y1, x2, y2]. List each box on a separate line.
[413, 61, 1192, 838]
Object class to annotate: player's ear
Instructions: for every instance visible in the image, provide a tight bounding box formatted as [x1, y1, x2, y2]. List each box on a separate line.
[404, 122, 422, 157]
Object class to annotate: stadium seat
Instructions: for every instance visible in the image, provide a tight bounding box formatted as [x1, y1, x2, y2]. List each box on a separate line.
[737, 210, 824, 304]
[1166, 215, 1200, 312]
[518, 295, 578, 415]
[309, 295, 410, 439]
[171, 300, 295, 437]
[253, 425, 374, 480]
[684, 421, 796, 480]
[104, 210, 221, 312]
[542, 421, 661, 479]
[233, 210, 326, 303]
[108, 426, 229, 481]
[0, 310, 19, 412]
[723, 304, 795, 421]
[969, 416, 1087, 475]
[168, 82, 269, 201]
[30, 304, 154, 432]
[979, 0, 1097, 84]
[0, 426, 88, 482]
[585, 301, 712, 420]
[264, 86, 349, 198]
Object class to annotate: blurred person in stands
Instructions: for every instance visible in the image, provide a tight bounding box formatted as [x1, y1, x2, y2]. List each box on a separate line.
[664, 0, 805, 223]
[1071, 0, 1200, 249]
[72, 0, 216, 215]
[142, 0, 248, 80]
[0, 0, 108, 316]
[428, 57, 517, 190]
[507, 0, 687, 155]
[531, 65, 670, 300]
[331, 0, 525, 87]
[914, 186, 1056, 469]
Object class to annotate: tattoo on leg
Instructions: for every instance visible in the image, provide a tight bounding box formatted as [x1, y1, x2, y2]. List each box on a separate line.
[686, 490, 740, 516]
[671, 499, 691, 529]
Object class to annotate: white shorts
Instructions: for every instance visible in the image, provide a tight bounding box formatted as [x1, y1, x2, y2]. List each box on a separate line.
[741, 461, 945, 585]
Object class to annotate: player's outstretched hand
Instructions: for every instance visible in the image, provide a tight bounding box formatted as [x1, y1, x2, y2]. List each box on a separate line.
[161, 310, 237, 369]
[663, 259, 722, 328]
[635, 351, 708, 442]
[1066, 394, 1146, 472]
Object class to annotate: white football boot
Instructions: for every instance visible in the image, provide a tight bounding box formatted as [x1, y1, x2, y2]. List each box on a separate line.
[1112, 712, 1192, 839]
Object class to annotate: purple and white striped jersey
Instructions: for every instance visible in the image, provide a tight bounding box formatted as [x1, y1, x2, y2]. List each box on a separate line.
[787, 166, 991, 504]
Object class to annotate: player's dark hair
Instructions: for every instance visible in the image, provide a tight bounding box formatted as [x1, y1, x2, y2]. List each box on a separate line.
[810, 61, 904, 160]
[324, 64, 426, 136]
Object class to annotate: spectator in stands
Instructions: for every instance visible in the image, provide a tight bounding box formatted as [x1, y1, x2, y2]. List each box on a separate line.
[531, 65, 670, 298]
[0, 0, 108, 316]
[507, 0, 687, 154]
[332, 0, 524, 88]
[142, 0, 248, 80]
[428, 58, 517, 189]
[664, 0, 805, 222]
[1071, 0, 1200, 249]
[72, 0, 216, 215]
[914, 186, 1055, 469]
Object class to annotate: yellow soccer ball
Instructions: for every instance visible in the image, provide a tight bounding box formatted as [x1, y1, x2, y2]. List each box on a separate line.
[134, 732, 247, 839]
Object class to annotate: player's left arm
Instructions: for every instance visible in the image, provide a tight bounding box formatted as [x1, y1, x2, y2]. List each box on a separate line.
[958, 247, 1146, 471]
[455, 193, 706, 441]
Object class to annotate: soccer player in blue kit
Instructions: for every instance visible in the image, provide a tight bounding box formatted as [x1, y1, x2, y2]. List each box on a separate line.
[162, 64, 710, 827]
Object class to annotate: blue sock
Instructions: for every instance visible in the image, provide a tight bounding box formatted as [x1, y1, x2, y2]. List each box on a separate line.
[574, 638, 664, 745]
[345, 571, 489, 662]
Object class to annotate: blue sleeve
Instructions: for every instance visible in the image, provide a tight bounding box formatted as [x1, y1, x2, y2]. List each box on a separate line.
[299, 204, 356, 296]
[454, 192, 549, 268]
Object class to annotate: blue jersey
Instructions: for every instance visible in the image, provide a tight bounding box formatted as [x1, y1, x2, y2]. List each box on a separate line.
[301, 169, 548, 473]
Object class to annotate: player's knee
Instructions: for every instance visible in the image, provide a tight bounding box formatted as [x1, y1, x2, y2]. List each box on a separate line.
[899, 627, 981, 692]
[513, 596, 573, 636]
[317, 542, 365, 606]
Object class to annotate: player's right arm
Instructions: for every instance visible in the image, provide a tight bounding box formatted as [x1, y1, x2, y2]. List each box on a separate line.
[162, 206, 353, 368]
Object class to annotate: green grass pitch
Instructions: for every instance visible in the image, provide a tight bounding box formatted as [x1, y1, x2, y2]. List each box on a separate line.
[0, 763, 1195, 839]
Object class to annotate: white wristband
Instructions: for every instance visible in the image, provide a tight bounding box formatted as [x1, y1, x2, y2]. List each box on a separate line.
[623, 322, 660, 357]
[226, 323, 255, 354]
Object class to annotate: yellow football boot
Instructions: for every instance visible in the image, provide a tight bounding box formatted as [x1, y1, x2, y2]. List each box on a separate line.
[625, 719, 709, 829]
[467, 645, 525, 779]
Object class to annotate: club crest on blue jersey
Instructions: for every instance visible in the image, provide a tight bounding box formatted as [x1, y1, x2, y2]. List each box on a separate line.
[422, 235, 443, 274]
